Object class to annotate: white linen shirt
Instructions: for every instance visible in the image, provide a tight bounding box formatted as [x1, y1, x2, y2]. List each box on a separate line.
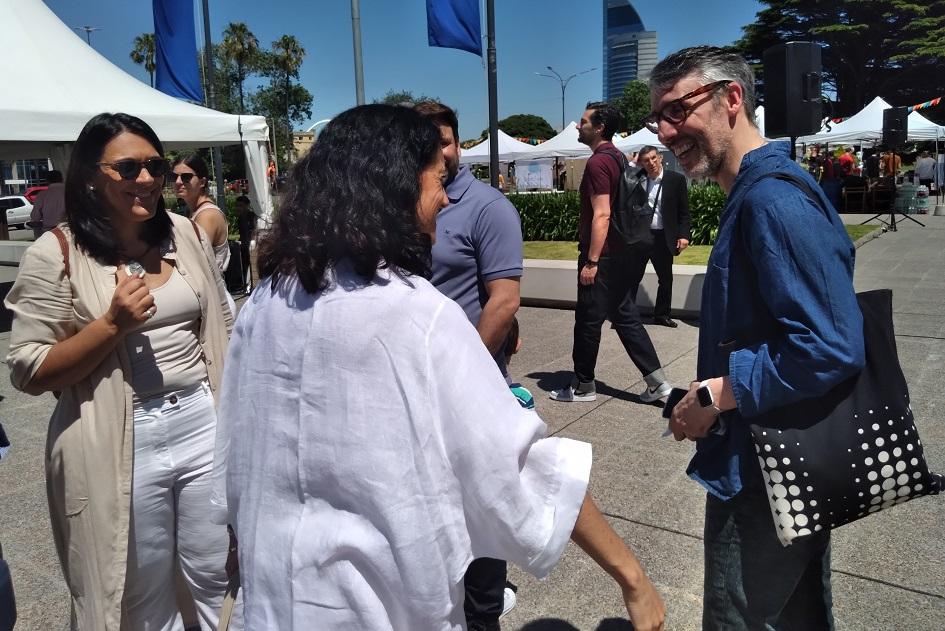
[213, 262, 591, 630]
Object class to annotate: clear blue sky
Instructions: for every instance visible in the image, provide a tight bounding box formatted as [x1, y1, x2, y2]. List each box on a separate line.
[43, 0, 764, 140]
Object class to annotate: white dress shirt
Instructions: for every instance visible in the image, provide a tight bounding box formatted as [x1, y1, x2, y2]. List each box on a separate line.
[647, 168, 665, 230]
[212, 261, 591, 630]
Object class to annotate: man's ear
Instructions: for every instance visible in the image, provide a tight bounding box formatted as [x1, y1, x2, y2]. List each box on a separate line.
[724, 81, 745, 119]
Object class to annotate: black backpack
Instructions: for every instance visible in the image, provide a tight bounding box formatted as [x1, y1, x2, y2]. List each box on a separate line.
[602, 150, 654, 247]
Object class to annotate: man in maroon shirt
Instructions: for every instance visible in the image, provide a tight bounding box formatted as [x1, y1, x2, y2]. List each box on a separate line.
[551, 101, 672, 404]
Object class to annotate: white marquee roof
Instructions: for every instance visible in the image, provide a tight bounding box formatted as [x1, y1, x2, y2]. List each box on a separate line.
[459, 129, 537, 164]
[798, 97, 945, 145]
[0, 0, 269, 155]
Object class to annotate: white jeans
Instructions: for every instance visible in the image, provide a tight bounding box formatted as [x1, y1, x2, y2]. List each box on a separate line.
[122, 382, 236, 631]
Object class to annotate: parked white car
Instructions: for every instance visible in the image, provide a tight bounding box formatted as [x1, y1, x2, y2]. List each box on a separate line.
[0, 195, 33, 229]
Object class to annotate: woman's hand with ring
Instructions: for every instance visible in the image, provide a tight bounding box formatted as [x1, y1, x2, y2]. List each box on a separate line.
[105, 269, 155, 332]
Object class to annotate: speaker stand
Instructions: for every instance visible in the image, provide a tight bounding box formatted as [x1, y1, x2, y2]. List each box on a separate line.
[860, 151, 925, 231]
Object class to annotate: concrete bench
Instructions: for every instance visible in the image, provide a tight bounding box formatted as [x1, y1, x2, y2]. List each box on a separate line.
[0, 241, 30, 267]
[521, 259, 706, 318]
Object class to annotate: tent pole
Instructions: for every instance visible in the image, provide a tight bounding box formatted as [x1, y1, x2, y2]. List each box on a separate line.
[200, 0, 226, 210]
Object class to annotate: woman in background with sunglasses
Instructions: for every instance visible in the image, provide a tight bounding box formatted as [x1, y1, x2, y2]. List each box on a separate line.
[173, 155, 231, 274]
[5, 113, 236, 630]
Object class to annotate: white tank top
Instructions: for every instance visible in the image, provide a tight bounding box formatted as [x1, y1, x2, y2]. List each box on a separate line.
[192, 202, 231, 272]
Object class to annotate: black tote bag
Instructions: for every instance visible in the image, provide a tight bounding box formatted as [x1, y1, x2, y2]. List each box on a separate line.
[748, 289, 941, 546]
[738, 173, 942, 546]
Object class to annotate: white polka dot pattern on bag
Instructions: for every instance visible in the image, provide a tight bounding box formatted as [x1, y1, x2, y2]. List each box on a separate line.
[754, 396, 933, 547]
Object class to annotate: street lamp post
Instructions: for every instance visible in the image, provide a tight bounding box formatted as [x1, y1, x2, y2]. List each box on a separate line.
[74, 26, 102, 46]
[536, 65, 596, 130]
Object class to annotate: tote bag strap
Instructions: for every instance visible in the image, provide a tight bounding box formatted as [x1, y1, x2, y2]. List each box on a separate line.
[216, 573, 240, 631]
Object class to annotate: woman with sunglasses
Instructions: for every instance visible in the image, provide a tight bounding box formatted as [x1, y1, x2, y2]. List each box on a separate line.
[172, 155, 231, 274]
[5, 113, 236, 630]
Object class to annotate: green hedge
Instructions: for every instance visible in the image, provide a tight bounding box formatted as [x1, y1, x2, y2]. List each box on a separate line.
[508, 182, 728, 245]
[687, 181, 726, 245]
[508, 192, 580, 241]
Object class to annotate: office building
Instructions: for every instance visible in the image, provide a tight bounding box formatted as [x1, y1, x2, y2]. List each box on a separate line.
[603, 0, 658, 102]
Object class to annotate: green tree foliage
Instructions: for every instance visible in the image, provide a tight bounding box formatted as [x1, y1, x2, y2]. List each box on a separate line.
[482, 114, 556, 140]
[737, 0, 945, 122]
[221, 22, 262, 112]
[374, 89, 439, 105]
[129, 33, 156, 87]
[251, 35, 313, 169]
[250, 82, 313, 169]
[612, 80, 651, 132]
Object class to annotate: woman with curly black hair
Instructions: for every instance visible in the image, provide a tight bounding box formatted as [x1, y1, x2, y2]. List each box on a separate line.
[213, 104, 664, 630]
[6, 112, 235, 630]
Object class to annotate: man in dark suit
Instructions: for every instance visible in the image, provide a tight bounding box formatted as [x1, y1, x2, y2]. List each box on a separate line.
[633, 145, 691, 327]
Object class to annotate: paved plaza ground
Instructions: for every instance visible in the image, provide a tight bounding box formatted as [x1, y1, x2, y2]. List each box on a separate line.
[1, 215, 944, 629]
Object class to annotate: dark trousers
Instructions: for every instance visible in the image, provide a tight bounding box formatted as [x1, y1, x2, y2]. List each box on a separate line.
[573, 249, 662, 384]
[464, 557, 506, 628]
[703, 462, 834, 631]
[640, 230, 674, 318]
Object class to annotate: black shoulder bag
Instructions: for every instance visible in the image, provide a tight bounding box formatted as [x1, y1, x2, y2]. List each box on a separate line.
[738, 172, 942, 547]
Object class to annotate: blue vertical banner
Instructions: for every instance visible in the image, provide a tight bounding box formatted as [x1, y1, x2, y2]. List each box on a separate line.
[426, 0, 482, 56]
[153, 0, 204, 101]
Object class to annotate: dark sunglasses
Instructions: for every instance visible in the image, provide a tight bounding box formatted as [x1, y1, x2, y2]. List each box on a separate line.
[643, 80, 732, 133]
[97, 158, 169, 180]
[173, 172, 196, 184]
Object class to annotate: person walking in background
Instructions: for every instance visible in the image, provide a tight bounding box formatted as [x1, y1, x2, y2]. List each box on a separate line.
[915, 150, 936, 190]
[211, 103, 665, 631]
[648, 46, 864, 629]
[235, 195, 257, 293]
[5, 113, 236, 630]
[632, 145, 691, 328]
[551, 101, 673, 405]
[415, 100, 523, 630]
[29, 169, 66, 239]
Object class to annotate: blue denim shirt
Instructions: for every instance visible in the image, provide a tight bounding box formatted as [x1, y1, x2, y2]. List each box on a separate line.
[690, 141, 865, 500]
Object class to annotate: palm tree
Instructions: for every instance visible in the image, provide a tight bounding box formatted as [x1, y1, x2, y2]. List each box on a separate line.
[270, 35, 306, 161]
[221, 22, 260, 112]
[129, 33, 156, 87]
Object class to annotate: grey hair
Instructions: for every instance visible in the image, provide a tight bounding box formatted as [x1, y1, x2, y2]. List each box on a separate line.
[638, 145, 659, 158]
[649, 46, 757, 128]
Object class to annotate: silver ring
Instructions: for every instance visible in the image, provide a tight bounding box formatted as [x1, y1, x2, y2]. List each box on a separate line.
[145, 307, 156, 319]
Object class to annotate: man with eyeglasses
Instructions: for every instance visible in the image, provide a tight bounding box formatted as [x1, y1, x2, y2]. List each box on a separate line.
[550, 102, 673, 405]
[649, 46, 864, 629]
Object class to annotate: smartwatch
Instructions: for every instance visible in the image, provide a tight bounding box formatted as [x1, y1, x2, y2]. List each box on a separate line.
[697, 379, 722, 414]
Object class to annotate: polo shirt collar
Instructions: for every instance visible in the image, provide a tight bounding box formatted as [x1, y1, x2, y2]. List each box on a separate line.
[446, 166, 476, 203]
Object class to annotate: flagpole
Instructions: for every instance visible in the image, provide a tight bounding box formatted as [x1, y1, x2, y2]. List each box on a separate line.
[200, 0, 227, 209]
[351, 0, 365, 105]
[486, 0, 499, 189]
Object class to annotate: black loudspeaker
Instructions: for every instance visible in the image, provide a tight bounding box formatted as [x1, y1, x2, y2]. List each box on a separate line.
[882, 107, 908, 150]
[763, 42, 822, 138]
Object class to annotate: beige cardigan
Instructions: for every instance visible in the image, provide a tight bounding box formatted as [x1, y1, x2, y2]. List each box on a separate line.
[5, 212, 233, 630]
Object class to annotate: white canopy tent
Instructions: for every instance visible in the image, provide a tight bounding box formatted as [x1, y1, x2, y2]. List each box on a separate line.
[798, 97, 945, 145]
[0, 0, 274, 222]
[517, 122, 588, 159]
[614, 128, 665, 152]
[459, 129, 541, 164]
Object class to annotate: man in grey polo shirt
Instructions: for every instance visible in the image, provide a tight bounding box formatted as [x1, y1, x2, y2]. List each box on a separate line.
[415, 101, 522, 631]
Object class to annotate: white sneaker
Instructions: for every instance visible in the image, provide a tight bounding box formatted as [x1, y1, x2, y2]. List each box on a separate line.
[549, 385, 597, 402]
[639, 381, 673, 403]
[500, 586, 517, 619]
